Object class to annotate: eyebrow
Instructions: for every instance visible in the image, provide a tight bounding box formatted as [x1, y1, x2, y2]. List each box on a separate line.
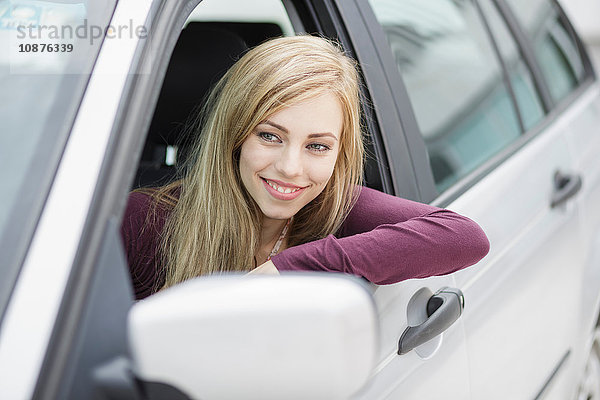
[261, 120, 339, 141]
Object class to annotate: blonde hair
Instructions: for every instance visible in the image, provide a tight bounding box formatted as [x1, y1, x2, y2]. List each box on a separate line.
[151, 35, 364, 289]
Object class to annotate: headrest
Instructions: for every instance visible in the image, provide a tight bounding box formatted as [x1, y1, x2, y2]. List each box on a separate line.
[147, 26, 249, 148]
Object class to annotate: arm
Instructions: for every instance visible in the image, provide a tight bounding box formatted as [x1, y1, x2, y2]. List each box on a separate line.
[271, 187, 489, 284]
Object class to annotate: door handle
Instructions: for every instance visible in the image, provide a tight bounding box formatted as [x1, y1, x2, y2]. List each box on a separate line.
[551, 171, 582, 208]
[398, 287, 464, 355]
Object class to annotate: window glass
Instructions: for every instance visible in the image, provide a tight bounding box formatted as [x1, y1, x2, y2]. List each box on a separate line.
[479, 0, 545, 130]
[1, 0, 88, 233]
[368, 0, 521, 192]
[0, 0, 116, 314]
[505, 0, 584, 103]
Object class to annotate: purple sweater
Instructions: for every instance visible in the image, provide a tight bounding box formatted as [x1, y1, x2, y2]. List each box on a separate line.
[121, 186, 489, 299]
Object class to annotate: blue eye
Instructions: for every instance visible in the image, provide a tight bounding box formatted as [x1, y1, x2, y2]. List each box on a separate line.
[307, 143, 331, 152]
[258, 132, 280, 142]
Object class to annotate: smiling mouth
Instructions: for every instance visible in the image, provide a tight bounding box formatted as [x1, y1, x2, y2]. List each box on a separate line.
[262, 178, 304, 194]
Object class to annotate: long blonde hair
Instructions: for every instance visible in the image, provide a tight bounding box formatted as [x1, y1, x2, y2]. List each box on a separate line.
[152, 35, 364, 289]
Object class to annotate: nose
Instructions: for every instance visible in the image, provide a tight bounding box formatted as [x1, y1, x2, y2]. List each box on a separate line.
[275, 145, 303, 178]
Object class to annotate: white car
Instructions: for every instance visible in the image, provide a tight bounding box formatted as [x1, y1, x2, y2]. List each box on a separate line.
[0, 0, 599, 399]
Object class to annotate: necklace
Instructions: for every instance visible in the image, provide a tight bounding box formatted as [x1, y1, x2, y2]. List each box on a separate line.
[266, 218, 291, 261]
[253, 218, 292, 268]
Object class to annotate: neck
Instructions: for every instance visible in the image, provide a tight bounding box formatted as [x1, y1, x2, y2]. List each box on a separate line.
[260, 216, 288, 249]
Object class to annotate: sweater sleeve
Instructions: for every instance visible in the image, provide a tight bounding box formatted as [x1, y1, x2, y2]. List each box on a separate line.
[271, 186, 489, 284]
[120, 191, 168, 299]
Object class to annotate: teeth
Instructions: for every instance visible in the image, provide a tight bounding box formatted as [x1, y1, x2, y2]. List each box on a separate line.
[266, 180, 300, 194]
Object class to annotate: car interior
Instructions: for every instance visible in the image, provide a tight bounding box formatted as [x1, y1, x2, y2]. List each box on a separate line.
[132, 15, 384, 192]
[134, 21, 278, 188]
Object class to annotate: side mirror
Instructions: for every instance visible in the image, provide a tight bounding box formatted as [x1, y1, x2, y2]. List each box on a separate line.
[127, 274, 378, 400]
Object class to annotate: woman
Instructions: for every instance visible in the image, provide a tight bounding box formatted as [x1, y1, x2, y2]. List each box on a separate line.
[121, 35, 489, 300]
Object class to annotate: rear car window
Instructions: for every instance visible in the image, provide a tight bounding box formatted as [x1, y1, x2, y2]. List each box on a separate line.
[479, 0, 546, 130]
[505, 0, 586, 103]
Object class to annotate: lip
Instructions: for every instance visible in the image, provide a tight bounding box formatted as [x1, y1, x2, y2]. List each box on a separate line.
[263, 178, 306, 189]
[261, 177, 307, 201]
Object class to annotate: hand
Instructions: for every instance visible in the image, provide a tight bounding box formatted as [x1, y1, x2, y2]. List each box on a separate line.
[247, 260, 280, 275]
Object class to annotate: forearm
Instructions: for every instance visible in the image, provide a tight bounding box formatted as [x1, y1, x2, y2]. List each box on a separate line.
[271, 209, 489, 284]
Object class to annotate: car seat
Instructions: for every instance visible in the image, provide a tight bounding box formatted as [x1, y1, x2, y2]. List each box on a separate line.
[134, 22, 284, 188]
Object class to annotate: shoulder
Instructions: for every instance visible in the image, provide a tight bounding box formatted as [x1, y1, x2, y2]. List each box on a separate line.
[121, 192, 149, 248]
[123, 187, 179, 224]
[122, 191, 156, 234]
[124, 191, 154, 218]
[121, 189, 174, 243]
[121, 189, 174, 300]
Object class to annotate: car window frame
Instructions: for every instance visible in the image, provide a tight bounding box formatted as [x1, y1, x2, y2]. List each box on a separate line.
[495, 0, 596, 107]
[498, 0, 598, 104]
[292, 0, 406, 197]
[475, 0, 529, 134]
[329, 0, 435, 201]
[493, 0, 556, 113]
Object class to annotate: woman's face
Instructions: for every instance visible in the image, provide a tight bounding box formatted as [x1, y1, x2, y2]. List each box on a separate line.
[239, 91, 343, 222]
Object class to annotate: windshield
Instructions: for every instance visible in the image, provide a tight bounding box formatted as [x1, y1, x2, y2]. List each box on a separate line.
[0, 0, 117, 320]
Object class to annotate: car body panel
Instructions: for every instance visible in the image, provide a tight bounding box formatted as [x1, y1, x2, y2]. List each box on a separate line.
[352, 276, 470, 399]
[447, 83, 600, 398]
[357, 0, 600, 396]
[562, 84, 600, 399]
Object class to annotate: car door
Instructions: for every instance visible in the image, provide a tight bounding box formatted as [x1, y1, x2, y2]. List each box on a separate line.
[497, 0, 600, 396]
[450, 1, 599, 398]
[358, 0, 598, 398]
[328, 1, 473, 398]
